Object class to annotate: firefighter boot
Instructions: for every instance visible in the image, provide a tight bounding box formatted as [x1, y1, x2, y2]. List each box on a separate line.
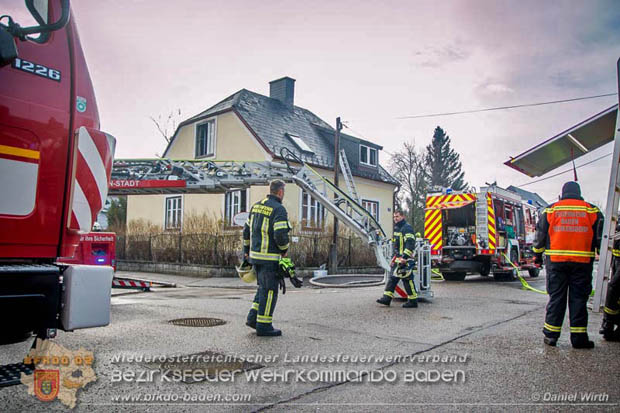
[570, 334, 595, 349]
[600, 319, 620, 341]
[256, 324, 282, 337]
[246, 300, 259, 329]
[543, 337, 557, 347]
[376, 295, 392, 306]
[402, 299, 418, 308]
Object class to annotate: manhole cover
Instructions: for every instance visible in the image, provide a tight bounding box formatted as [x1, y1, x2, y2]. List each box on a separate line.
[168, 317, 226, 327]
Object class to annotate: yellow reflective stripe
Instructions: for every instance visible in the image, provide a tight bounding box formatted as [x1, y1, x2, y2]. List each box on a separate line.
[404, 233, 415, 240]
[249, 251, 281, 261]
[544, 206, 599, 213]
[251, 302, 259, 310]
[532, 246, 545, 253]
[260, 218, 269, 253]
[403, 249, 413, 256]
[243, 240, 250, 246]
[570, 326, 587, 333]
[408, 280, 417, 299]
[393, 232, 402, 236]
[0, 144, 40, 160]
[544, 323, 562, 332]
[265, 290, 273, 316]
[274, 221, 288, 230]
[604, 307, 620, 315]
[257, 315, 272, 323]
[545, 250, 595, 257]
[383, 291, 394, 298]
[278, 243, 289, 251]
[613, 249, 620, 257]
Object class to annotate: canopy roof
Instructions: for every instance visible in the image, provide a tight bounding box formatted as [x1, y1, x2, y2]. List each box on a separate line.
[505, 104, 618, 177]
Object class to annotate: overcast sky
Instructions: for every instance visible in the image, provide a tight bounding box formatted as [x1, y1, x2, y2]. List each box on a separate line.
[10, 0, 620, 204]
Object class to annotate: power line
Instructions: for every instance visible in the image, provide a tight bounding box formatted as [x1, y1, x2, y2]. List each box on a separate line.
[396, 93, 617, 120]
[515, 152, 612, 188]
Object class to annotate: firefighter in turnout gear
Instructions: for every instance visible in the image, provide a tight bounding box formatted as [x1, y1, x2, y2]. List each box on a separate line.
[243, 180, 291, 336]
[600, 223, 620, 341]
[377, 210, 418, 308]
[533, 181, 603, 349]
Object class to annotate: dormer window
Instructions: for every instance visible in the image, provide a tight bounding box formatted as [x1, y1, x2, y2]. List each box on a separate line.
[287, 134, 314, 154]
[360, 145, 377, 167]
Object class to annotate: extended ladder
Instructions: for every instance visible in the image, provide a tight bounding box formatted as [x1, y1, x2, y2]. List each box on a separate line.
[339, 149, 361, 203]
[109, 149, 433, 300]
[594, 66, 620, 311]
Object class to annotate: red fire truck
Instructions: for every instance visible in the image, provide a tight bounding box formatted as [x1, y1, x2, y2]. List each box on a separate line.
[0, 0, 115, 376]
[424, 186, 540, 281]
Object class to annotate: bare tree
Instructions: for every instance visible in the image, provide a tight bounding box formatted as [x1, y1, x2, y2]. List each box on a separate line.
[150, 109, 182, 144]
[390, 141, 428, 234]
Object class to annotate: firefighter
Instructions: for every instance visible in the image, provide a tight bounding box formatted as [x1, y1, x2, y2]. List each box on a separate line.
[376, 210, 418, 308]
[533, 181, 603, 348]
[599, 223, 620, 341]
[243, 180, 291, 337]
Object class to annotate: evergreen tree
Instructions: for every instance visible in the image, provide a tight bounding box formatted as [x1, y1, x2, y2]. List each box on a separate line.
[424, 126, 467, 190]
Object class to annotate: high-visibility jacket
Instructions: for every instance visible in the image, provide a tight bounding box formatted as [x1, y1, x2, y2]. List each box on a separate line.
[393, 219, 415, 260]
[243, 194, 290, 264]
[533, 198, 603, 264]
[612, 223, 620, 273]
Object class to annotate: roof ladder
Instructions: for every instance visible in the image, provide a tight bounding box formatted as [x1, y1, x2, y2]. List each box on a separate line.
[338, 149, 361, 203]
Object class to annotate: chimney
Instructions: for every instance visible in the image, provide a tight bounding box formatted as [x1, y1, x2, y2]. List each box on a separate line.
[269, 76, 296, 108]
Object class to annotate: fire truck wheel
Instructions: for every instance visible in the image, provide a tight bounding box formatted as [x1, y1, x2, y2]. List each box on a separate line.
[479, 261, 491, 277]
[443, 272, 466, 281]
[528, 268, 540, 278]
[493, 270, 517, 282]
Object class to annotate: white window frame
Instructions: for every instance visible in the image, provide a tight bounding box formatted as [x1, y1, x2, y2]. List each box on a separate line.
[164, 195, 183, 230]
[362, 199, 380, 221]
[360, 144, 378, 167]
[288, 134, 314, 154]
[224, 189, 248, 227]
[195, 118, 217, 158]
[299, 189, 325, 230]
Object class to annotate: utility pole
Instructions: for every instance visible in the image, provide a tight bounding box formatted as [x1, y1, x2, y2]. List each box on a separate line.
[329, 117, 342, 274]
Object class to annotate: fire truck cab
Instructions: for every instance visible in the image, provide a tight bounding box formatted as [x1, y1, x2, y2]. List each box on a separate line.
[424, 186, 540, 281]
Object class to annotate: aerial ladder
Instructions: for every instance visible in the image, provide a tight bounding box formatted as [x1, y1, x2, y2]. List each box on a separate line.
[109, 149, 433, 300]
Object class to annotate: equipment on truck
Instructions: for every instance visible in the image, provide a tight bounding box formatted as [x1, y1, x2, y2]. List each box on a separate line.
[424, 185, 540, 281]
[0, 0, 116, 386]
[108, 149, 434, 301]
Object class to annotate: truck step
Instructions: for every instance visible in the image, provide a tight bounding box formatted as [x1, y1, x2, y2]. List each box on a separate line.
[0, 264, 59, 274]
[0, 363, 33, 387]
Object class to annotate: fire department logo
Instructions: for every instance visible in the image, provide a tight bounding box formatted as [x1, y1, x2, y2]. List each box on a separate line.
[34, 370, 60, 402]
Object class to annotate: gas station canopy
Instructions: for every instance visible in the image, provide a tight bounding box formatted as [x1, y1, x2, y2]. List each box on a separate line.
[505, 104, 618, 177]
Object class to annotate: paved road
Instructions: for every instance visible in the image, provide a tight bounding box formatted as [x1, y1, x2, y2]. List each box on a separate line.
[1, 271, 618, 412]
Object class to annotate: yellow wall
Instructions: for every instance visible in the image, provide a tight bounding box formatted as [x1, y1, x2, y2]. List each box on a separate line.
[126, 194, 168, 228]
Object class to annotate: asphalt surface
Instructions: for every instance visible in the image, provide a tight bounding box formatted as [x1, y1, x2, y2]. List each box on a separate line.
[1, 270, 618, 412]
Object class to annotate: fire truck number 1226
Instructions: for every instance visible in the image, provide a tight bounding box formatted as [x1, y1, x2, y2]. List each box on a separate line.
[12, 58, 61, 82]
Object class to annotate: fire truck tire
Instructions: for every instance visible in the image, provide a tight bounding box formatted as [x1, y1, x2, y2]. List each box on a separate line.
[528, 268, 540, 278]
[443, 272, 466, 281]
[493, 270, 517, 282]
[479, 261, 491, 277]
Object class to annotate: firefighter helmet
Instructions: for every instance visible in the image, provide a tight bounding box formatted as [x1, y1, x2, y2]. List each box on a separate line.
[236, 260, 257, 283]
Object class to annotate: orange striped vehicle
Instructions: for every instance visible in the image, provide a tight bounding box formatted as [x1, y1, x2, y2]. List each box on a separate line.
[424, 186, 540, 281]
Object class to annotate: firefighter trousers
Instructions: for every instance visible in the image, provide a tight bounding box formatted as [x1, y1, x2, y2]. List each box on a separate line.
[543, 262, 592, 339]
[603, 267, 620, 323]
[246, 262, 279, 329]
[383, 264, 418, 300]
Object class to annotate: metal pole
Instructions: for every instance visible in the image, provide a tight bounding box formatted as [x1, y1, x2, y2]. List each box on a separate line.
[329, 117, 342, 274]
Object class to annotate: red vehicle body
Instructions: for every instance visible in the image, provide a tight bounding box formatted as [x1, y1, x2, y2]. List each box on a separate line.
[0, 0, 115, 348]
[57, 232, 117, 270]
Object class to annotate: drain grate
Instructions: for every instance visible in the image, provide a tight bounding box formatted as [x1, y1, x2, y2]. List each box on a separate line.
[168, 317, 227, 327]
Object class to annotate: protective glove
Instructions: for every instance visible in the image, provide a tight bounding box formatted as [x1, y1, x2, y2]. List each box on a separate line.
[289, 276, 303, 288]
[279, 277, 286, 295]
[534, 253, 543, 266]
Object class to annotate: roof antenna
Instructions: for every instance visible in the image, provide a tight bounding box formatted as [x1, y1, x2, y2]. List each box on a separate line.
[571, 147, 578, 181]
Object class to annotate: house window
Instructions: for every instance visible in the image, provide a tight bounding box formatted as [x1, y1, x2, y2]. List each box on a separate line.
[225, 189, 247, 226]
[195, 119, 216, 158]
[362, 199, 379, 221]
[301, 190, 325, 229]
[287, 134, 314, 154]
[360, 145, 378, 166]
[165, 196, 182, 230]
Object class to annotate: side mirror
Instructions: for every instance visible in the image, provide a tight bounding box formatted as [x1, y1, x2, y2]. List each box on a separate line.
[20, 0, 71, 38]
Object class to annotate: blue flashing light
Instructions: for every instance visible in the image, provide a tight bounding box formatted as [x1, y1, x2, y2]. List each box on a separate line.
[96, 258, 106, 264]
